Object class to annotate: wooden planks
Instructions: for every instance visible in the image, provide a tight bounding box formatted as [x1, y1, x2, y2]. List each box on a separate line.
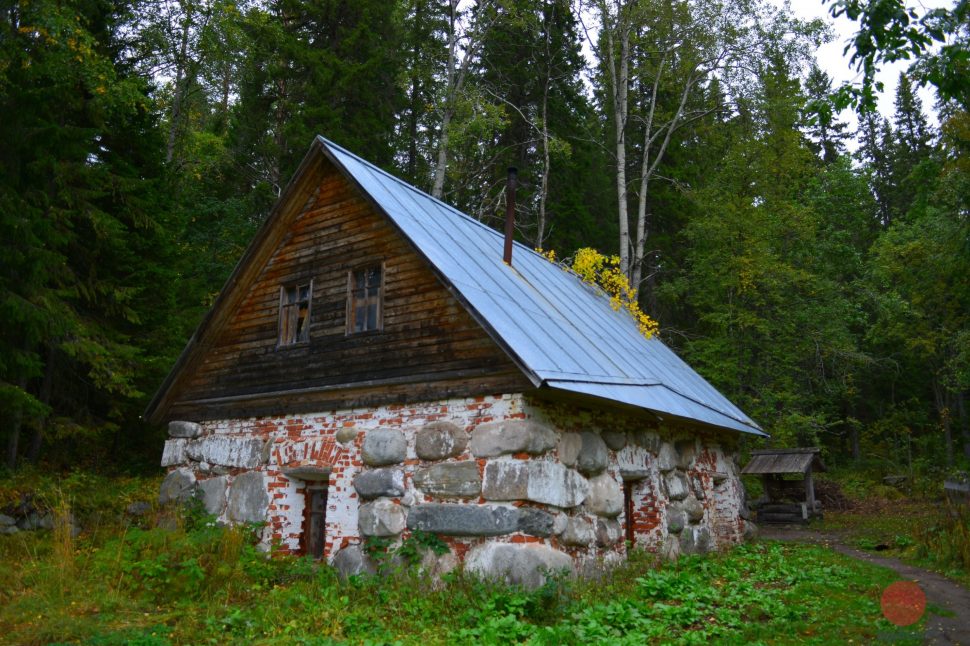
[164, 160, 527, 418]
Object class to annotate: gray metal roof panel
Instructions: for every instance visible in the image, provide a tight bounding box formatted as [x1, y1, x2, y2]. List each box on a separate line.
[321, 137, 764, 436]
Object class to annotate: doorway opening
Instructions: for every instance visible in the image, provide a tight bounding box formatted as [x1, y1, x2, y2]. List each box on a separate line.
[623, 480, 636, 547]
[302, 484, 328, 559]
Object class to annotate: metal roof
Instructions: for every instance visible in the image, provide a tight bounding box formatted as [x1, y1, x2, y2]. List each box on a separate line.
[741, 448, 824, 474]
[321, 137, 765, 436]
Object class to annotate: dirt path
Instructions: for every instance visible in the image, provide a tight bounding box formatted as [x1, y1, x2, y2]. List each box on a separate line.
[761, 526, 970, 645]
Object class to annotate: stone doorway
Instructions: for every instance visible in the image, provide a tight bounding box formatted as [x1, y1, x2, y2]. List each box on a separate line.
[302, 484, 328, 559]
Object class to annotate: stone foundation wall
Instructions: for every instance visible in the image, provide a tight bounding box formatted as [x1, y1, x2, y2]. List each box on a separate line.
[159, 393, 751, 583]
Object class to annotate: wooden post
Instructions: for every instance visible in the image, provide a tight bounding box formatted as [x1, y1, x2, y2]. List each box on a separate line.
[805, 469, 816, 514]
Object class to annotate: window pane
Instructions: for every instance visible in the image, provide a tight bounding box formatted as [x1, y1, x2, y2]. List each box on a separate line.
[366, 303, 378, 330]
[299, 285, 310, 301]
[366, 268, 381, 288]
[355, 305, 366, 332]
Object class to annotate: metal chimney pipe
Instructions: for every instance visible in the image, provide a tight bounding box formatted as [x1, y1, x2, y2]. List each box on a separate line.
[503, 167, 517, 265]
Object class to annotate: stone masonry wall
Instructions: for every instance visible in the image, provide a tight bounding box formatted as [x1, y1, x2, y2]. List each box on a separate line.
[159, 393, 752, 585]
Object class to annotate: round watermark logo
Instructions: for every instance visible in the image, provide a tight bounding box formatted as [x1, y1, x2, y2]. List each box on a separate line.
[880, 581, 927, 626]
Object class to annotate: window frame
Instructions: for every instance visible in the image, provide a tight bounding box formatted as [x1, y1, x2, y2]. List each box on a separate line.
[277, 280, 313, 348]
[346, 262, 385, 335]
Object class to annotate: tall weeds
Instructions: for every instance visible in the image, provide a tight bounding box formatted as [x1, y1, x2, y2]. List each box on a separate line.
[915, 500, 970, 571]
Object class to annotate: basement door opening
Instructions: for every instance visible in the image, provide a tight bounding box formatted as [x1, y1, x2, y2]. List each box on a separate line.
[302, 484, 328, 560]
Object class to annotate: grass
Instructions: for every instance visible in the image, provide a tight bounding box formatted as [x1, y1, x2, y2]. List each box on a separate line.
[0, 475, 928, 645]
[815, 498, 970, 588]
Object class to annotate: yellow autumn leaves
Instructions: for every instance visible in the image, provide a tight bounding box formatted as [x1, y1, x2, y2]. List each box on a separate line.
[536, 247, 659, 339]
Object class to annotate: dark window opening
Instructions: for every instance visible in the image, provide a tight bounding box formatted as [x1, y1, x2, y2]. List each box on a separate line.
[347, 265, 383, 334]
[303, 484, 328, 560]
[279, 282, 312, 346]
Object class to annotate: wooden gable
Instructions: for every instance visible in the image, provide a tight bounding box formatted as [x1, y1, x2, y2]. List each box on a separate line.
[154, 158, 529, 422]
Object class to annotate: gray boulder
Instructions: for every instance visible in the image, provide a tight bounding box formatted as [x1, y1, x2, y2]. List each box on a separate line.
[560, 516, 595, 546]
[406, 503, 517, 536]
[125, 502, 152, 517]
[469, 420, 557, 458]
[576, 432, 609, 475]
[361, 428, 407, 466]
[335, 426, 359, 444]
[227, 472, 268, 523]
[595, 519, 623, 547]
[661, 535, 681, 561]
[678, 495, 704, 523]
[585, 472, 622, 517]
[743, 520, 758, 541]
[558, 433, 582, 467]
[159, 468, 196, 505]
[465, 543, 574, 589]
[674, 439, 696, 469]
[331, 544, 376, 579]
[168, 420, 202, 438]
[199, 476, 228, 516]
[680, 526, 713, 555]
[666, 509, 687, 534]
[517, 507, 556, 537]
[413, 462, 481, 498]
[482, 460, 588, 508]
[354, 468, 405, 499]
[359, 499, 406, 536]
[0, 514, 16, 527]
[415, 421, 468, 461]
[631, 431, 661, 454]
[602, 431, 627, 451]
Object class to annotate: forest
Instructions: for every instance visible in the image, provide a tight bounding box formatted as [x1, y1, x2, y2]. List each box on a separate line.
[1, 0, 968, 479]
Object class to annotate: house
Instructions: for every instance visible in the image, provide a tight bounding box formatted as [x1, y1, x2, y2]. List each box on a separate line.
[147, 136, 764, 585]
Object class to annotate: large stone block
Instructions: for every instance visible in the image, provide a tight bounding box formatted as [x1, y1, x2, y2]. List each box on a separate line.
[679, 526, 713, 555]
[227, 472, 268, 523]
[359, 499, 406, 536]
[585, 472, 623, 517]
[186, 436, 267, 468]
[406, 503, 517, 536]
[558, 433, 582, 467]
[469, 420, 557, 458]
[168, 421, 202, 438]
[595, 518, 622, 547]
[465, 543, 574, 589]
[661, 535, 681, 561]
[657, 442, 678, 472]
[576, 432, 609, 475]
[631, 430, 661, 454]
[415, 421, 468, 461]
[602, 430, 627, 451]
[331, 544, 376, 579]
[675, 439, 696, 469]
[666, 509, 687, 534]
[482, 460, 588, 508]
[361, 428, 407, 466]
[159, 468, 196, 505]
[199, 476, 228, 516]
[666, 472, 689, 501]
[413, 462, 481, 498]
[517, 507, 556, 537]
[677, 495, 704, 523]
[161, 439, 187, 467]
[560, 516, 596, 546]
[335, 426, 359, 444]
[354, 468, 405, 499]
[616, 444, 651, 480]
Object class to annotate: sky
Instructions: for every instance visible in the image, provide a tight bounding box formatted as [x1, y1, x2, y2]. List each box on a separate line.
[779, 0, 949, 138]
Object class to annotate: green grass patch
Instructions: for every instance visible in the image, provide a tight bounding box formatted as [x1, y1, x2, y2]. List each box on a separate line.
[0, 495, 925, 645]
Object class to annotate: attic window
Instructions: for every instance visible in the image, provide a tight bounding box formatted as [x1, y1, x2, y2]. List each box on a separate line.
[278, 282, 312, 346]
[347, 265, 383, 334]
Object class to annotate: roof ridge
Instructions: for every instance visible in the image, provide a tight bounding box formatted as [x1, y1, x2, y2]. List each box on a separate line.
[317, 136, 548, 260]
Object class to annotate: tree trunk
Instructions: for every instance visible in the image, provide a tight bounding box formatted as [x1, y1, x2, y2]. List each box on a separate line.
[4, 377, 28, 470]
[166, 11, 191, 164]
[26, 345, 55, 463]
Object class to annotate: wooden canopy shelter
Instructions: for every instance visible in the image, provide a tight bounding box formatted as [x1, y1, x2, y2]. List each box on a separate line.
[742, 448, 826, 524]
